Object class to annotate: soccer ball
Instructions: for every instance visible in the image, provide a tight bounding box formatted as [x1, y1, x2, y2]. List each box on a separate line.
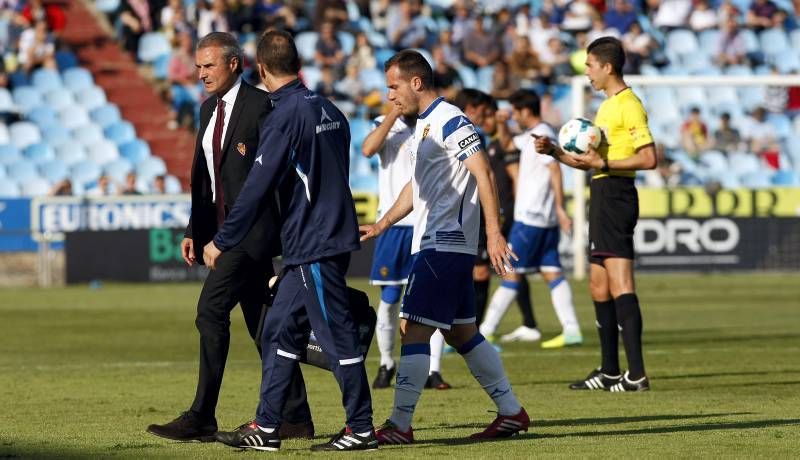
[558, 118, 602, 155]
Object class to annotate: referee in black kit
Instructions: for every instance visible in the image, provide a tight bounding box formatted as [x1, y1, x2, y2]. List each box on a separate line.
[203, 30, 376, 452]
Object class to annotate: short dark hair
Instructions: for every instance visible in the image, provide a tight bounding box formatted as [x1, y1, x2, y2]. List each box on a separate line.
[257, 29, 300, 77]
[587, 36, 625, 77]
[508, 89, 541, 117]
[197, 32, 243, 74]
[453, 88, 493, 111]
[384, 50, 434, 89]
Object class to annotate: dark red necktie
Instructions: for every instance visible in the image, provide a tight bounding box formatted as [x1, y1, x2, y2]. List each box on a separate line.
[212, 97, 226, 226]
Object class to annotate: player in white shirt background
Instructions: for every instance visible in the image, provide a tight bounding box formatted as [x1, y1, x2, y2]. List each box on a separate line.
[478, 89, 583, 349]
[360, 50, 529, 445]
[361, 105, 452, 391]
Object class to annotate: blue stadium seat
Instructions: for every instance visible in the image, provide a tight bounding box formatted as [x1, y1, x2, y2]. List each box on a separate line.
[0, 163, 4, 179]
[12, 86, 43, 112]
[724, 64, 753, 76]
[374, 48, 395, 70]
[775, 53, 800, 74]
[476, 66, 494, 94]
[23, 142, 55, 164]
[739, 28, 760, 54]
[728, 152, 762, 176]
[163, 174, 183, 193]
[119, 139, 151, 163]
[9, 121, 41, 148]
[63, 68, 94, 93]
[137, 32, 171, 63]
[698, 29, 720, 56]
[294, 32, 319, 63]
[153, 53, 171, 80]
[0, 180, 20, 197]
[104, 158, 133, 183]
[55, 50, 78, 71]
[0, 123, 9, 145]
[0, 144, 22, 165]
[760, 28, 790, 63]
[31, 68, 63, 92]
[77, 86, 107, 111]
[677, 86, 707, 112]
[22, 177, 51, 196]
[72, 123, 105, 147]
[708, 87, 739, 110]
[41, 123, 72, 146]
[737, 86, 767, 112]
[87, 140, 120, 165]
[90, 103, 122, 127]
[104, 121, 136, 145]
[740, 170, 773, 188]
[365, 29, 388, 49]
[95, 0, 120, 13]
[349, 118, 372, 151]
[338, 31, 355, 55]
[771, 170, 800, 186]
[7, 161, 40, 182]
[60, 105, 91, 130]
[666, 29, 699, 62]
[699, 150, 728, 173]
[300, 66, 322, 92]
[39, 158, 69, 182]
[349, 173, 378, 192]
[44, 88, 75, 110]
[27, 105, 58, 127]
[456, 65, 478, 89]
[792, 29, 800, 50]
[70, 160, 102, 186]
[0, 88, 13, 112]
[136, 156, 167, 180]
[359, 68, 385, 91]
[768, 113, 792, 140]
[55, 141, 88, 166]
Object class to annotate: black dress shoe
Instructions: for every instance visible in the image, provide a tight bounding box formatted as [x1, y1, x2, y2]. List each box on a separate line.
[372, 365, 395, 389]
[278, 420, 315, 439]
[147, 411, 217, 442]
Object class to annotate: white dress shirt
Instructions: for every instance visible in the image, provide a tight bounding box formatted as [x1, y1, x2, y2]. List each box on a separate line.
[202, 77, 241, 203]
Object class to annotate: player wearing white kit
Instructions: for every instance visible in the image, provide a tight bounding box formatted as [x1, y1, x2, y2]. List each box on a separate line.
[360, 50, 529, 444]
[362, 107, 451, 390]
[479, 89, 583, 349]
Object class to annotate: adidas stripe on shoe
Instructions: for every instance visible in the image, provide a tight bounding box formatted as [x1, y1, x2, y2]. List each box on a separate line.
[470, 408, 530, 439]
[215, 421, 280, 451]
[375, 419, 414, 445]
[609, 371, 650, 392]
[310, 426, 378, 451]
[569, 367, 622, 390]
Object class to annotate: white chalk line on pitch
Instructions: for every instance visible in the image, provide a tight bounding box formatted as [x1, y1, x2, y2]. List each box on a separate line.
[3, 345, 799, 372]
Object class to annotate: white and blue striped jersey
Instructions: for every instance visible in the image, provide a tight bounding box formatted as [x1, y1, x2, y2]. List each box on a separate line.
[373, 115, 415, 227]
[512, 122, 558, 228]
[409, 97, 482, 255]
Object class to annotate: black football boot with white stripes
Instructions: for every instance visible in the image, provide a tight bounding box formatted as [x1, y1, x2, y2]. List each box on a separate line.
[310, 426, 378, 452]
[215, 421, 281, 451]
[569, 367, 623, 390]
[609, 371, 650, 392]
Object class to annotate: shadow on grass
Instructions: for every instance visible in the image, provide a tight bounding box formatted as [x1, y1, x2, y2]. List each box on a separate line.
[657, 370, 800, 380]
[410, 418, 800, 448]
[646, 332, 800, 346]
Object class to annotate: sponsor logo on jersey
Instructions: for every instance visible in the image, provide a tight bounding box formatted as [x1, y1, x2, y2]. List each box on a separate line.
[458, 132, 480, 150]
[316, 106, 341, 134]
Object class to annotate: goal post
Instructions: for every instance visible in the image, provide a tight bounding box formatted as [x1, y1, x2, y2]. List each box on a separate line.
[568, 74, 800, 280]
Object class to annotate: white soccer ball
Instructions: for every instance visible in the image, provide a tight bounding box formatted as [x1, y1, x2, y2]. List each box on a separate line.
[558, 118, 602, 155]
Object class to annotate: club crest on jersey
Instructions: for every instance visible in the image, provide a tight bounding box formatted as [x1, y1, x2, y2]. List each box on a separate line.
[380, 266, 389, 278]
[236, 142, 247, 156]
[421, 124, 430, 139]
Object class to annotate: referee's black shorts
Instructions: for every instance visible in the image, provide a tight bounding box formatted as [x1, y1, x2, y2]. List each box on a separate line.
[475, 213, 513, 266]
[589, 175, 638, 265]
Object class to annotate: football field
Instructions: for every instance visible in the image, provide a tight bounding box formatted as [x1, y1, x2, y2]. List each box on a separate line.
[1, 273, 798, 458]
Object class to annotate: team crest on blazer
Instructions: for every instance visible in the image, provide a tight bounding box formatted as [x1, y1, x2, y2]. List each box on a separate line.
[236, 142, 247, 156]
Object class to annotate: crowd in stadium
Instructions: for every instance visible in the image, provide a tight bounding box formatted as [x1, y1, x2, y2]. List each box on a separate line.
[1, 0, 800, 197]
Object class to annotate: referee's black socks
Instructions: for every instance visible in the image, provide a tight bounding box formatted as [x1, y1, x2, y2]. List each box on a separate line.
[615, 293, 646, 380]
[474, 279, 490, 324]
[516, 276, 537, 329]
[593, 299, 620, 376]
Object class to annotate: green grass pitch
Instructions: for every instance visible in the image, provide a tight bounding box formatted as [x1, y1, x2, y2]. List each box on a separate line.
[1, 273, 799, 458]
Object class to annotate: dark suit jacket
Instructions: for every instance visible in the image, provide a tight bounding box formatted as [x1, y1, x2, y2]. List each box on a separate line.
[185, 80, 280, 264]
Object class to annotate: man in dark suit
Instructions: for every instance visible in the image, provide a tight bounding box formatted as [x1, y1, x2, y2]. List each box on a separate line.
[147, 32, 313, 442]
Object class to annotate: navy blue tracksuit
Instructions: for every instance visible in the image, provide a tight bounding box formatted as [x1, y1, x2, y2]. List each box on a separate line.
[213, 79, 372, 432]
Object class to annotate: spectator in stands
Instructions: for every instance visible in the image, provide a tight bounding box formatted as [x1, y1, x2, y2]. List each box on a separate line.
[508, 35, 544, 86]
[335, 62, 364, 103]
[587, 15, 620, 44]
[256, 0, 297, 32]
[462, 15, 501, 69]
[386, 0, 428, 50]
[313, 0, 348, 30]
[746, 0, 779, 31]
[491, 60, 516, 99]
[168, 29, 200, 128]
[314, 65, 346, 100]
[715, 15, 747, 67]
[642, 144, 681, 187]
[765, 66, 789, 113]
[712, 112, 742, 153]
[560, 0, 596, 33]
[528, 12, 560, 58]
[689, 0, 718, 32]
[604, 0, 637, 35]
[20, 0, 66, 33]
[346, 32, 376, 72]
[117, 0, 157, 55]
[49, 179, 72, 196]
[539, 36, 573, 82]
[680, 107, 711, 156]
[540, 91, 564, 128]
[431, 44, 460, 99]
[17, 19, 56, 72]
[197, 0, 232, 38]
[652, 0, 692, 30]
[87, 175, 112, 197]
[160, 0, 191, 42]
[437, 29, 460, 66]
[450, 1, 471, 46]
[153, 175, 167, 194]
[621, 21, 656, 74]
[744, 106, 779, 158]
[121, 172, 142, 195]
[514, 3, 533, 37]
[314, 20, 345, 75]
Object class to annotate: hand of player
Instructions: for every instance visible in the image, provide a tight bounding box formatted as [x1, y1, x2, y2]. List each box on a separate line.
[557, 208, 572, 234]
[359, 221, 386, 242]
[486, 231, 518, 276]
[180, 237, 195, 266]
[572, 145, 603, 171]
[386, 104, 403, 122]
[203, 241, 222, 269]
[531, 133, 554, 156]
